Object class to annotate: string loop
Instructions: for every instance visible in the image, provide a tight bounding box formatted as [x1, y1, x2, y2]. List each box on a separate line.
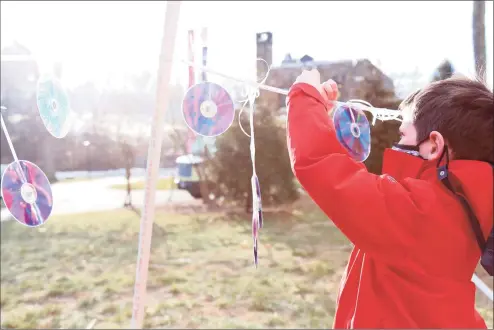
[237, 58, 271, 138]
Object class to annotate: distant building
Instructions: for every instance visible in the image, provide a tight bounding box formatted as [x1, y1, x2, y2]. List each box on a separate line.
[282, 53, 295, 65]
[300, 55, 314, 64]
[255, 32, 401, 113]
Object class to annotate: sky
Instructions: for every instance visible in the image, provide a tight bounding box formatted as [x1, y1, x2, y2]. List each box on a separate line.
[1, 1, 493, 92]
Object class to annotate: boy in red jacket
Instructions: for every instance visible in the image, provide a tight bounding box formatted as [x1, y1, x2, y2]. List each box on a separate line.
[286, 69, 493, 328]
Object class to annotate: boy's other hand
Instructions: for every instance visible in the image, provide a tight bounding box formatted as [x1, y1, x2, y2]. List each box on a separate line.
[322, 79, 339, 111]
[321, 79, 339, 103]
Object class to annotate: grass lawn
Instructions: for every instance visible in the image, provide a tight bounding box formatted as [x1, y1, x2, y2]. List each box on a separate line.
[110, 177, 175, 191]
[1, 198, 492, 329]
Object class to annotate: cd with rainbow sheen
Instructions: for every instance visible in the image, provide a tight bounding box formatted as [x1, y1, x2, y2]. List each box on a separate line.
[333, 104, 371, 162]
[251, 175, 263, 229]
[252, 209, 259, 267]
[1, 160, 53, 227]
[36, 75, 72, 138]
[182, 82, 235, 137]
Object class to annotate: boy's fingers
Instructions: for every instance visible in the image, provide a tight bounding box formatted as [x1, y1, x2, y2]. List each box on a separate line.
[321, 79, 339, 111]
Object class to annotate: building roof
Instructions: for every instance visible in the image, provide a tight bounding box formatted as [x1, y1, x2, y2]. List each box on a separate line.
[258, 58, 402, 111]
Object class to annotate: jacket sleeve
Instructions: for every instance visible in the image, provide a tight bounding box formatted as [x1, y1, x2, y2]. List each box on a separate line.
[286, 83, 427, 262]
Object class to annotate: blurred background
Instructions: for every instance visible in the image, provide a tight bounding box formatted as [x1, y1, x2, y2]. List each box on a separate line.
[1, 1, 492, 329]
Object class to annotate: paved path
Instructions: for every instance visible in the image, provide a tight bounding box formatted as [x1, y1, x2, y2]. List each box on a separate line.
[1, 176, 194, 222]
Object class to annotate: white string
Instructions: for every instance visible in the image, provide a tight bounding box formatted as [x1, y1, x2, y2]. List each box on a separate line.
[248, 91, 256, 172]
[247, 58, 271, 169]
[0, 112, 20, 163]
[0, 110, 28, 183]
[237, 98, 251, 137]
[176, 58, 403, 125]
[179, 58, 404, 127]
[234, 59, 273, 267]
[237, 58, 271, 138]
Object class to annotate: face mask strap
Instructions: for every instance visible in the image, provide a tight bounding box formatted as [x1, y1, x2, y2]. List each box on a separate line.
[392, 143, 419, 151]
[392, 136, 430, 158]
[391, 144, 422, 159]
[436, 145, 486, 253]
[436, 144, 450, 168]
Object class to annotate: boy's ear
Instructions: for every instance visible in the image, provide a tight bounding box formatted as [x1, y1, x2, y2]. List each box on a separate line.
[426, 131, 446, 160]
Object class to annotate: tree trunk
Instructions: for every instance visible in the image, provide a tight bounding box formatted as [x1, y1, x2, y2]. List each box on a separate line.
[196, 164, 212, 206]
[197, 145, 214, 207]
[473, 0, 486, 82]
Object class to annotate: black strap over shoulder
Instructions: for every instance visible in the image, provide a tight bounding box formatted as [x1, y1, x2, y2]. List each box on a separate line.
[436, 148, 493, 275]
[438, 165, 486, 250]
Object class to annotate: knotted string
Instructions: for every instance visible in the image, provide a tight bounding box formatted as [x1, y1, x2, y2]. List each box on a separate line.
[234, 59, 271, 267]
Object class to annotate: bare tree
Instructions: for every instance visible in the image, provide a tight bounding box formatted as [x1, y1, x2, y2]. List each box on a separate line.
[121, 140, 137, 210]
[473, 0, 487, 81]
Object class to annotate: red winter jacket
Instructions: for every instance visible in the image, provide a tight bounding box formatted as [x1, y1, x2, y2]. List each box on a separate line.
[286, 82, 493, 329]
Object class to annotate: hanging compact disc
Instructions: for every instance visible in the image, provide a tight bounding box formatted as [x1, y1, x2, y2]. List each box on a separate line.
[1, 160, 53, 227]
[333, 104, 371, 162]
[252, 210, 259, 267]
[182, 82, 235, 137]
[36, 75, 71, 138]
[251, 175, 263, 229]
[251, 174, 264, 267]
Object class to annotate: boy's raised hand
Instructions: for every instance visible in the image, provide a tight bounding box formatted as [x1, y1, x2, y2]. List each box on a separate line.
[294, 69, 339, 106]
[295, 68, 321, 89]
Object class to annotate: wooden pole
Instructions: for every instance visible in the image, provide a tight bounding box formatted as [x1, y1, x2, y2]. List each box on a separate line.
[130, 1, 182, 328]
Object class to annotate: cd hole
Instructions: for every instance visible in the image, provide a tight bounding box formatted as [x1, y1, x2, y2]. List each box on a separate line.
[20, 183, 38, 204]
[350, 124, 361, 138]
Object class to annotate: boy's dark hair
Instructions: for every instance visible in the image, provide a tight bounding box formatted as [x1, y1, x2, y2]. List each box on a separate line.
[399, 76, 493, 163]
